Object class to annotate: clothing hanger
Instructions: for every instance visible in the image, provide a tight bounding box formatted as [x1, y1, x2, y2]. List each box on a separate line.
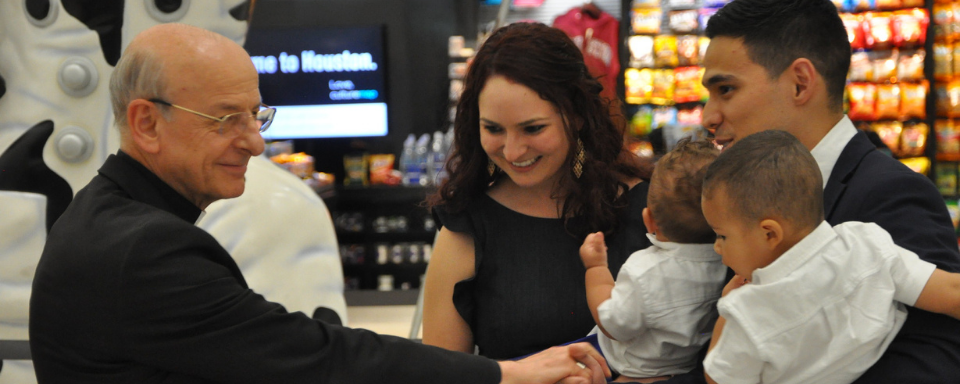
[582, 1, 601, 19]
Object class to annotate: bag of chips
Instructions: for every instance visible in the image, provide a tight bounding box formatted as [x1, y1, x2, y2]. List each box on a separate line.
[630, 106, 655, 137]
[848, 82, 878, 121]
[628, 35, 656, 68]
[936, 119, 960, 160]
[950, 80, 960, 117]
[935, 42, 954, 81]
[870, 49, 898, 83]
[677, 35, 699, 66]
[892, 8, 928, 49]
[897, 49, 925, 81]
[633, 8, 662, 35]
[849, 50, 873, 82]
[842, 13, 867, 50]
[674, 66, 702, 104]
[872, 121, 904, 153]
[651, 69, 677, 105]
[875, 83, 901, 121]
[899, 81, 928, 120]
[900, 121, 928, 157]
[677, 105, 703, 127]
[625, 68, 654, 105]
[932, 4, 954, 43]
[652, 106, 678, 129]
[936, 162, 957, 197]
[368, 154, 397, 185]
[669, 10, 699, 34]
[654, 35, 679, 68]
[936, 82, 953, 117]
[864, 12, 894, 50]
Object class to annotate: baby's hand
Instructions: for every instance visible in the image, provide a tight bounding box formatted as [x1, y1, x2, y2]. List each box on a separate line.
[722, 274, 750, 297]
[580, 232, 608, 269]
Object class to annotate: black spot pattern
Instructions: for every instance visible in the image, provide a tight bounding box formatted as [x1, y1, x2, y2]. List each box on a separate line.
[61, 0, 125, 66]
[0, 121, 73, 232]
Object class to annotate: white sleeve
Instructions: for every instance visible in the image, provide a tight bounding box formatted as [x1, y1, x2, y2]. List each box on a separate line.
[704, 304, 764, 384]
[890, 245, 937, 306]
[597, 264, 646, 342]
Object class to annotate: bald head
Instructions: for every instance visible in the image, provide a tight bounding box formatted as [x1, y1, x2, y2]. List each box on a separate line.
[110, 23, 255, 137]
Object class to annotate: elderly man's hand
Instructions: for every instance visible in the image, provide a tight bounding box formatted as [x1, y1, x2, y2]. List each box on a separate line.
[498, 342, 610, 384]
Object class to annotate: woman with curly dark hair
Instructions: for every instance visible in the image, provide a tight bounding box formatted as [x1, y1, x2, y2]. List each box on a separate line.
[422, 22, 653, 360]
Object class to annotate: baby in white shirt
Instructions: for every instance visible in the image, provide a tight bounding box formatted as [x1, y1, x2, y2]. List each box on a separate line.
[580, 138, 727, 382]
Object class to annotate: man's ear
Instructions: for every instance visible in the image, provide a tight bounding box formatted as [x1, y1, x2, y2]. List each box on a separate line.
[642, 207, 658, 235]
[759, 218, 784, 250]
[787, 58, 817, 106]
[127, 99, 162, 154]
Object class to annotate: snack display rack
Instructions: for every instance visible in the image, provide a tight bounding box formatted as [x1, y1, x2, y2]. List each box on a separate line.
[932, 0, 960, 228]
[622, 0, 722, 157]
[838, 1, 931, 174]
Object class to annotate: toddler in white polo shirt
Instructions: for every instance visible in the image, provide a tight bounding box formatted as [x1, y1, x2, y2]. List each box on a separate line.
[700, 130, 960, 384]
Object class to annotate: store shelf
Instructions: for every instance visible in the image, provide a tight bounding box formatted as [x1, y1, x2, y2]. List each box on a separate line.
[328, 185, 436, 205]
[336, 230, 437, 244]
[345, 289, 420, 306]
[325, 185, 437, 292]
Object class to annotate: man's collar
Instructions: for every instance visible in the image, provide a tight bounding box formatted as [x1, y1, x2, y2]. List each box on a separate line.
[810, 116, 858, 189]
[99, 151, 203, 224]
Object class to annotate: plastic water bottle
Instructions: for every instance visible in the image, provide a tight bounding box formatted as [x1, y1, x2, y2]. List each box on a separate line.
[429, 131, 447, 185]
[400, 134, 417, 186]
[415, 133, 431, 186]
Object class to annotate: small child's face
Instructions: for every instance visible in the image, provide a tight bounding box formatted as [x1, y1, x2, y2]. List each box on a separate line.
[702, 187, 777, 280]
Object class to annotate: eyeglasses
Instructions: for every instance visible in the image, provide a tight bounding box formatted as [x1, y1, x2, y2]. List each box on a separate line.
[148, 98, 276, 135]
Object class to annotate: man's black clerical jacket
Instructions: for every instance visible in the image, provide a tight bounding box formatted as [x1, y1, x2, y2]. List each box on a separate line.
[30, 151, 499, 384]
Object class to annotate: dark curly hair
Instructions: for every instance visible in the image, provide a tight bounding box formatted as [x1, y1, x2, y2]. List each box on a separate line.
[427, 22, 651, 238]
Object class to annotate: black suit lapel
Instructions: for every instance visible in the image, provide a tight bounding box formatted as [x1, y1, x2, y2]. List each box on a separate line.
[823, 131, 875, 220]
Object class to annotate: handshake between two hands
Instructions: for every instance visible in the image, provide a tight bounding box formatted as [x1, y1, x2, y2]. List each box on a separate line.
[500, 341, 612, 384]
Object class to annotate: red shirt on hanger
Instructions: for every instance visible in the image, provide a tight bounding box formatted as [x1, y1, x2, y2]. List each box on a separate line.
[553, 7, 620, 101]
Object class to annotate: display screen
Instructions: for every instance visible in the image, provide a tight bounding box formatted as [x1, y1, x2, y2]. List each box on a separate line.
[244, 25, 388, 139]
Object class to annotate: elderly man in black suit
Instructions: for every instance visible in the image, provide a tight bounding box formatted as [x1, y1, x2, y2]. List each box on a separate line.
[29, 23, 609, 384]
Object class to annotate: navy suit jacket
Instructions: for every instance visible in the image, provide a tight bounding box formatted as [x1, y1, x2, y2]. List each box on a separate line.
[828, 131, 960, 383]
[30, 152, 500, 384]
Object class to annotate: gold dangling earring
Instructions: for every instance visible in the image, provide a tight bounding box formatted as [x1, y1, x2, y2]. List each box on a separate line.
[573, 138, 585, 179]
[488, 158, 497, 177]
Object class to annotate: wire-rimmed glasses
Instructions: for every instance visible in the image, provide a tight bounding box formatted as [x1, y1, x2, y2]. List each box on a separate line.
[149, 98, 276, 135]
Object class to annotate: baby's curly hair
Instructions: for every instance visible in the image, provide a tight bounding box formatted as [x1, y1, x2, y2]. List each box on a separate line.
[648, 138, 719, 244]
